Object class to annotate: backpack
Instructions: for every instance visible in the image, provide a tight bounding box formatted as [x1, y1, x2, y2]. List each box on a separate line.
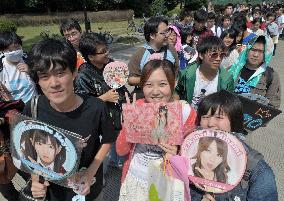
[240, 147, 264, 190]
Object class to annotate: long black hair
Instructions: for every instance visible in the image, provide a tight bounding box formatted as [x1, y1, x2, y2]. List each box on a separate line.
[220, 28, 237, 54]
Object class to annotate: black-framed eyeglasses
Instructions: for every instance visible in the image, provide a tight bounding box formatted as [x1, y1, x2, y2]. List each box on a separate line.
[95, 48, 110, 55]
[250, 48, 264, 54]
[157, 29, 170, 36]
[63, 31, 80, 39]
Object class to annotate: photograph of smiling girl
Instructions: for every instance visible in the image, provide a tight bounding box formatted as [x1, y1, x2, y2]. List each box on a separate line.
[191, 137, 230, 185]
[20, 129, 67, 176]
[151, 105, 169, 143]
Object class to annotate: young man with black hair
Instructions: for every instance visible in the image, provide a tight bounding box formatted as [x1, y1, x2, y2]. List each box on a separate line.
[74, 32, 129, 169]
[229, 35, 281, 109]
[60, 18, 85, 68]
[207, 12, 222, 37]
[221, 15, 232, 32]
[25, 38, 115, 201]
[175, 36, 234, 109]
[224, 3, 234, 17]
[188, 9, 214, 49]
[128, 16, 179, 98]
[175, 9, 193, 33]
[60, 18, 82, 50]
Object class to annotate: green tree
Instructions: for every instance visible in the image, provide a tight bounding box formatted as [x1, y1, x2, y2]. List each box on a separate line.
[150, 0, 167, 16]
[184, 0, 207, 11]
[164, 0, 179, 11]
[0, 0, 16, 14]
[122, 0, 150, 17]
[24, 0, 59, 13]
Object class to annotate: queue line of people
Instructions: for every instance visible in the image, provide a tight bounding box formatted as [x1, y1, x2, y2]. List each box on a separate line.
[0, 3, 282, 201]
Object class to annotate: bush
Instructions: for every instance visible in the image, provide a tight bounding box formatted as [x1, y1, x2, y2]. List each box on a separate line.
[150, 0, 168, 16]
[39, 28, 62, 40]
[0, 19, 17, 32]
[0, 9, 134, 27]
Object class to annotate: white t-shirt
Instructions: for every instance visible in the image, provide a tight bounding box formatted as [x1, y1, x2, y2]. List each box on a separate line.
[277, 15, 284, 34]
[0, 58, 36, 103]
[128, 102, 193, 181]
[210, 25, 222, 37]
[192, 68, 219, 109]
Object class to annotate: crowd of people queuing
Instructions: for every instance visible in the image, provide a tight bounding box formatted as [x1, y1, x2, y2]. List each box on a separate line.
[0, 1, 283, 201]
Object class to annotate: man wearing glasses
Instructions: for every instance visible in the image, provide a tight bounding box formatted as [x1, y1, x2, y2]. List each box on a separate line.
[230, 35, 281, 109]
[175, 36, 234, 109]
[60, 18, 85, 68]
[128, 16, 179, 99]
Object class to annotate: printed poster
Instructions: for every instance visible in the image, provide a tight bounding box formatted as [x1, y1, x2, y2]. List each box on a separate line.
[181, 129, 247, 194]
[221, 90, 282, 131]
[9, 112, 85, 187]
[238, 93, 282, 131]
[122, 102, 184, 145]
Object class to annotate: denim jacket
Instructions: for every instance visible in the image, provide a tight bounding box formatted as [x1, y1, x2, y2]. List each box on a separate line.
[189, 142, 278, 201]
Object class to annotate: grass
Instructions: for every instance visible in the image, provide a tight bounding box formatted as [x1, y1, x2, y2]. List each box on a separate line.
[17, 20, 143, 51]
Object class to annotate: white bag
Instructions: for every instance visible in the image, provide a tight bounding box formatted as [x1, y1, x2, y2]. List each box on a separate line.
[148, 160, 184, 201]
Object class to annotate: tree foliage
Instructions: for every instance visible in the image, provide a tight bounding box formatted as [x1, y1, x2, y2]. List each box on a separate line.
[164, 0, 179, 11]
[121, 0, 150, 17]
[184, 0, 207, 11]
[150, 0, 167, 16]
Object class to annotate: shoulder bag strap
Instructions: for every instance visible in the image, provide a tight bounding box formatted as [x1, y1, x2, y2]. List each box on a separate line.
[31, 96, 39, 119]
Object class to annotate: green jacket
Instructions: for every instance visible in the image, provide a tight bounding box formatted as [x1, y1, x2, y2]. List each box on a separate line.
[175, 62, 235, 103]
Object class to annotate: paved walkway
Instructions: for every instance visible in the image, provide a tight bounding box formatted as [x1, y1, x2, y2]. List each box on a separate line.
[1, 40, 284, 201]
